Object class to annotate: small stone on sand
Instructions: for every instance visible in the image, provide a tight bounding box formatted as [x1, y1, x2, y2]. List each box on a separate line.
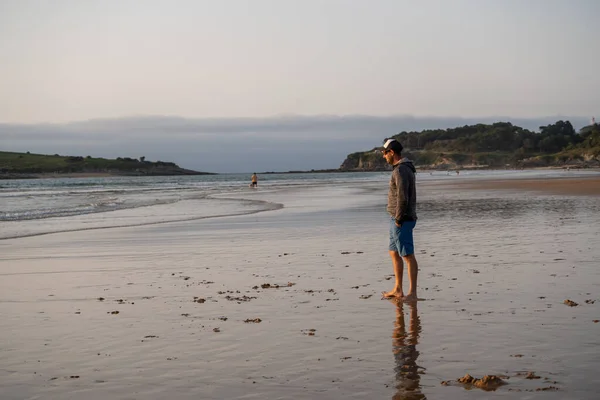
[525, 372, 541, 379]
[456, 374, 506, 390]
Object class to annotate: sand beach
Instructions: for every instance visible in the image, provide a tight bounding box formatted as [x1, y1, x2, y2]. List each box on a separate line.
[439, 175, 600, 196]
[1, 170, 599, 399]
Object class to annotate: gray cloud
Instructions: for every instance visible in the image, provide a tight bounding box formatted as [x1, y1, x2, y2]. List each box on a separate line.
[0, 115, 591, 173]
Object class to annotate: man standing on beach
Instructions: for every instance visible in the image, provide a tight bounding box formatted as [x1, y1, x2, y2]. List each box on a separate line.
[381, 138, 419, 302]
[251, 173, 258, 188]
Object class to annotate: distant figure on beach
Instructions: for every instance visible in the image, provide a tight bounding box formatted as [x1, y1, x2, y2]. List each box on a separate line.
[250, 173, 258, 188]
[381, 138, 419, 302]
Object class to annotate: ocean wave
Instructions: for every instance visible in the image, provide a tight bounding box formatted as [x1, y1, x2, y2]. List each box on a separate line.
[0, 196, 282, 240]
[0, 195, 185, 222]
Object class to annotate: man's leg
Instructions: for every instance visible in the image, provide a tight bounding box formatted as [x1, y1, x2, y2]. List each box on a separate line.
[383, 250, 404, 298]
[402, 254, 419, 301]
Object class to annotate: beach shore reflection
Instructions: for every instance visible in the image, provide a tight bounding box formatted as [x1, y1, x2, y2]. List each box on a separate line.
[391, 300, 426, 400]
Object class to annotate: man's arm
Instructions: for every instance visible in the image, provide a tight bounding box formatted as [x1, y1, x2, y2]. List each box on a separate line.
[394, 169, 407, 225]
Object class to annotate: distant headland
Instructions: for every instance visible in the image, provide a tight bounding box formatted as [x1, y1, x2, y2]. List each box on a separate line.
[0, 151, 214, 179]
[338, 120, 600, 171]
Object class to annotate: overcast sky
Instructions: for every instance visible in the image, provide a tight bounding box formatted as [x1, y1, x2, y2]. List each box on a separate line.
[1, 0, 599, 172]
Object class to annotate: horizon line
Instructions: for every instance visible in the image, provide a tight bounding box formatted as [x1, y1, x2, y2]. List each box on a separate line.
[1, 113, 596, 126]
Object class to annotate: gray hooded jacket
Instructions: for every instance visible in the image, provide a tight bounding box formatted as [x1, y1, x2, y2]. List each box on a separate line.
[387, 158, 417, 223]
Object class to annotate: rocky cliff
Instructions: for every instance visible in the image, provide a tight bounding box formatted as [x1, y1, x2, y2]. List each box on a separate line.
[339, 148, 389, 171]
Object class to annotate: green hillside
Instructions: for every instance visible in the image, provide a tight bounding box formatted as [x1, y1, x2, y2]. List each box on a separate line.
[340, 121, 600, 171]
[0, 151, 213, 178]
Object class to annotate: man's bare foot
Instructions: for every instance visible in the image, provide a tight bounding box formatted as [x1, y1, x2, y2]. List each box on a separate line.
[382, 290, 404, 299]
[402, 293, 418, 302]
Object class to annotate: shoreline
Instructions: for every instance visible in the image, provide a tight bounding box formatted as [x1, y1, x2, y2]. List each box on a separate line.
[3, 166, 599, 180]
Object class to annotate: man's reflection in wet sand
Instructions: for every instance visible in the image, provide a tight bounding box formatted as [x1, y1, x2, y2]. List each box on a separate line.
[391, 300, 426, 400]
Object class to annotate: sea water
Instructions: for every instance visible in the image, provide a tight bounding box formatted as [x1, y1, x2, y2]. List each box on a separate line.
[0, 169, 595, 240]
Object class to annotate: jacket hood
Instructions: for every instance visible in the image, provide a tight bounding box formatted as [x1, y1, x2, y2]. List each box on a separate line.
[400, 158, 416, 173]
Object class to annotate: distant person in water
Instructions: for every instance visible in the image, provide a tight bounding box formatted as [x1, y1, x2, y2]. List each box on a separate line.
[251, 173, 258, 188]
[381, 138, 419, 302]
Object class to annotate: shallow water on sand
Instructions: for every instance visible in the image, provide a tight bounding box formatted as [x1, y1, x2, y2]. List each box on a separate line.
[1, 180, 599, 399]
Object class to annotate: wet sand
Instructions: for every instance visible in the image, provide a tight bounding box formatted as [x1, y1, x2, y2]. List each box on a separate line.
[436, 175, 600, 196]
[1, 180, 599, 399]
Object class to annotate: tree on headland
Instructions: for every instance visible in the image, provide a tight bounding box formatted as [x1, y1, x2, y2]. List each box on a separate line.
[537, 120, 579, 152]
[539, 120, 576, 137]
[577, 123, 600, 152]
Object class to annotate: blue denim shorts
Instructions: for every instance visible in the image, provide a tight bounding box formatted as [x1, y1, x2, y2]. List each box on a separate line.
[389, 218, 416, 256]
